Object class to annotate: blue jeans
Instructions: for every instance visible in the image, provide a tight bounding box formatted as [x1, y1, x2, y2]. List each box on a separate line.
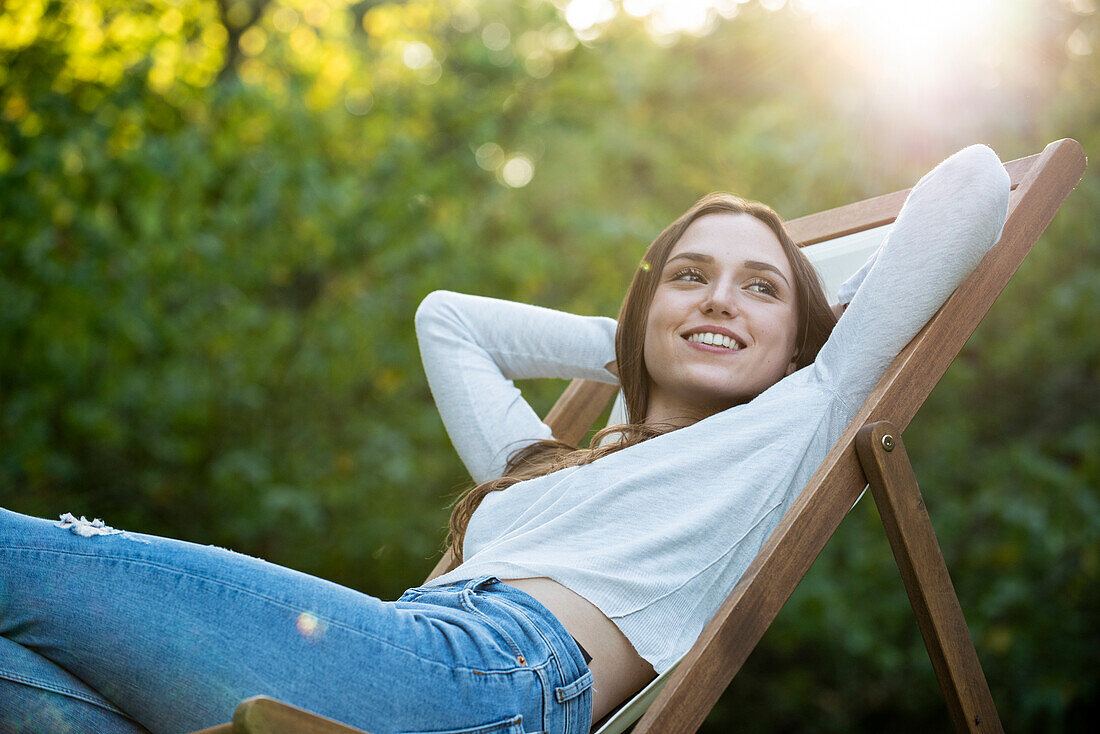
[0, 508, 593, 733]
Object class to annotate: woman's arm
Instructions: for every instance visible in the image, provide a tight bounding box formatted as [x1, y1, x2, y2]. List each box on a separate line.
[813, 144, 1011, 410]
[415, 291, 619, 483]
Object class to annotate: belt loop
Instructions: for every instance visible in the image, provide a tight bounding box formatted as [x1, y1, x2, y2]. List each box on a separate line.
[554, 670, 593, 704]
[463, 575, 500, 593]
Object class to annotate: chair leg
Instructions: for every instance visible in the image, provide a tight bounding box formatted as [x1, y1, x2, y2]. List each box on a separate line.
[856, 421, 1003, 734]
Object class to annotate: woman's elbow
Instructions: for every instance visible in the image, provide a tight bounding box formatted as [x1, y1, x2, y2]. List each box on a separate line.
[969, 146, 1012, 243]
[414, 290, 460, 337]
[943, 144, 1012, 244]
[953, 144, 1012, 204]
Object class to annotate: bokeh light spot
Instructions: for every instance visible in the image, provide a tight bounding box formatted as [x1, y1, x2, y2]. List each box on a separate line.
[403, 41, 434, 69]
[159, 8, 184, 35]
[545, 27, 579, 52]
[239, 26, 266, 57]
[418, 60, 443, 85]
[500, 154, 534, 188]
[1067, 27, 1093, 56]
[239, 58, 264, 85]
[451, 6, 480, 33]
[296, 612, 325, 641]
[2, 94, 28, 122]
[475, 142, 504, 171]
[648, 0, 716, 38]
[226, 1, 252, 29]
[289, 26, 317, 55]
[203, 24, 229, 50]
[524, 51, 554, 78]
[273, 7, 300, 33]
[482, 22, 511, 50]
[565, 0, 617, 32]
[304, 1, 331, 27]
[62, 146, 84, 176]
[344, 87, 374, 115]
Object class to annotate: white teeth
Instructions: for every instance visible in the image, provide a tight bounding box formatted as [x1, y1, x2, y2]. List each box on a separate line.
[687, 332, 743, 350]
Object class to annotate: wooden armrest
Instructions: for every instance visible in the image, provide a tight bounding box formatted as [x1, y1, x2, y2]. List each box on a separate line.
[191, 697, 372, 734]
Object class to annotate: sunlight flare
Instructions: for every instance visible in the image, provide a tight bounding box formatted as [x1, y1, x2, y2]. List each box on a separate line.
[795, 0, 1004, 89]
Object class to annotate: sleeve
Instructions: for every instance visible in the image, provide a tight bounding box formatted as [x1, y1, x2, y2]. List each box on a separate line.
[834, 245, 877, 306]
[813, 144, 1012, 412]
[415, 290, 619, 483]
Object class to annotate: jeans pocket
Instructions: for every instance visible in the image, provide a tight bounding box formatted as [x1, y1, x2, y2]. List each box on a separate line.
[459, 591, 530, 666]
[398, 713, 528, 734]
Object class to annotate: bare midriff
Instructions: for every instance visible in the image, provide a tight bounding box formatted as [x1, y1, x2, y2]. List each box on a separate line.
[502, 577, 656, 724]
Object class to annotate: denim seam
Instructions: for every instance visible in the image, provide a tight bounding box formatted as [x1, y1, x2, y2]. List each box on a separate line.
[459, 590, 528, 666]
[0, 668, 133, 717]
[462, 658, 551, 679]
[484, 594, 586, 731]
[397, 714, 525, 734]
[459, 583, 558, 731]
[490, 595, 575, 685]
[0, 546, 501, 675]
[553, 673, 593, 704]
[492, 593, 595, 730]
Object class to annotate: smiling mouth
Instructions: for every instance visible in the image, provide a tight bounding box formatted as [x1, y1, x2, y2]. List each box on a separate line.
[684, 332, 745, 351]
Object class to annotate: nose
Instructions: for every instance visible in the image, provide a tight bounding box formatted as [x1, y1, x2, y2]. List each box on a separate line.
[700, 281, 740, 318]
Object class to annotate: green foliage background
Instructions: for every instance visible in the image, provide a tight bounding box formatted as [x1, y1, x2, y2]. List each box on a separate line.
[1, 0, 1097, 730]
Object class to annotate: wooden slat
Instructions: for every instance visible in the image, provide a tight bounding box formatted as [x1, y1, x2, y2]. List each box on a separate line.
[632, 139, 1086, 733]
[786, 151, 1040, 247]
[543, 378, 619, 446]
[233, 697, 370, 734]
[856, 422, 1003, 734]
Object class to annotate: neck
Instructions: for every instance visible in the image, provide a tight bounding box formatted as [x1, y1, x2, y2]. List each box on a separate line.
[642, 402, 711, 429]
[643, 391, 750, 428]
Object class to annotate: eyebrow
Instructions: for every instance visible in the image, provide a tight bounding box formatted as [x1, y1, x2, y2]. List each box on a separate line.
[666, 252, 791, 287]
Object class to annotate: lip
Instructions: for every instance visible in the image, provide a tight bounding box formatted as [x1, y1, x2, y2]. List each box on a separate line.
[679, 324, 748, 350]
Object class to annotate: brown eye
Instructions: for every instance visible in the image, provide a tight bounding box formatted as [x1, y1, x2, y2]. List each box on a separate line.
[746, 278, 779, 297]
[672, 268, 705, 283]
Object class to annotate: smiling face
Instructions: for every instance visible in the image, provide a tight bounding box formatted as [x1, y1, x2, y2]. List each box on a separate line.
[641, 212, 801, 425]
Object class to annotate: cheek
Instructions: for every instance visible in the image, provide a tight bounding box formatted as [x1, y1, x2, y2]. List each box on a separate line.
[782, 310, 801, 355]
[641, 322, 661, 373]
[642, 307, 665, 354]
[763, 310, 800, 360]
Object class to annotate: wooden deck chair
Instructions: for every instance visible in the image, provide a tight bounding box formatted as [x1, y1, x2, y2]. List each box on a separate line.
[192, 139, 1086, 734]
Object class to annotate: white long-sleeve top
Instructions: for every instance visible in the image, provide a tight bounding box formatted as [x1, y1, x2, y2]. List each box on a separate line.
[415, 145, 1011, 674]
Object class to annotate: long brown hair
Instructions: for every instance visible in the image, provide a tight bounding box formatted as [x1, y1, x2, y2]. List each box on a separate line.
[445, 193, 837, 562]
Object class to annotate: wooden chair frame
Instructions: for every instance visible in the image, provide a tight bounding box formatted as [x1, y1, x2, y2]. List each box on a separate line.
[193, 139, 1086, 734]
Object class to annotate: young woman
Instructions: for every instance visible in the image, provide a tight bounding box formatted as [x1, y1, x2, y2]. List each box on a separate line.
[0, 145, 1010, 734]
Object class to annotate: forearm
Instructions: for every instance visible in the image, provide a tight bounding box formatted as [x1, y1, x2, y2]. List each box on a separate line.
[415, 290, 619, 482]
